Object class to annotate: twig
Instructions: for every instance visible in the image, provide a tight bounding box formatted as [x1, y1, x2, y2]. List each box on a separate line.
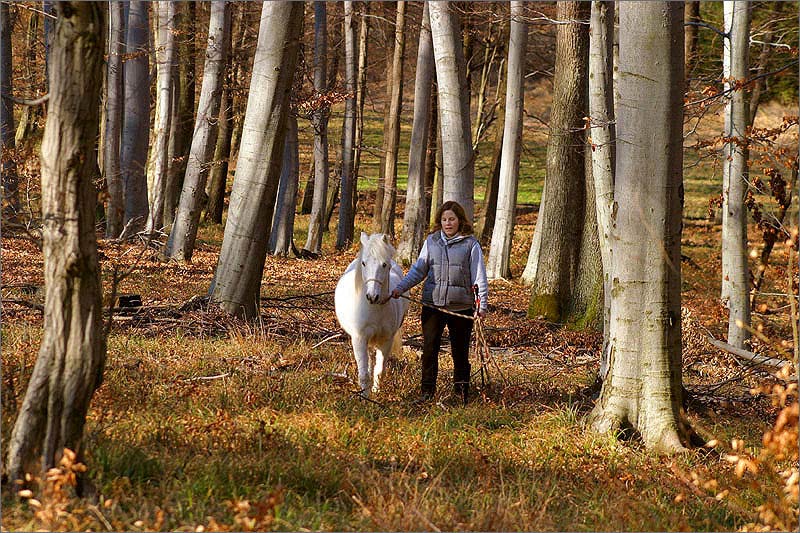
[3, 299, 44, 312]
[311, 333, 342, 349]
[183, 373, 230, 382]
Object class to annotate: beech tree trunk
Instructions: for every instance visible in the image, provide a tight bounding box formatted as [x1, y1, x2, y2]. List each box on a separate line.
[164, 1, 196, 228]
[429, 1, 475, 221]
[351, 4, 368, 202]
[6, 1, 106, 485]
[145, 0, 175, 234]
[397, 2, 434, 265]
[587, 2, 689, 454]
[527, 1, 600, 329]
[268, 113, 300, 257]
[336, 0, 358, 250]
[166, 0, 231, 261]
[303, 1, 331, 255]
[589, 0, 616, 378]
[487, 2, 526, 280]
[0, 1, 20, 221]
[210, 2, 303, 318]
[103, 0, 124, 237]
[378, 0, 406, 236]
[120, 0, 150, 237]
[721, 0, 752, 349]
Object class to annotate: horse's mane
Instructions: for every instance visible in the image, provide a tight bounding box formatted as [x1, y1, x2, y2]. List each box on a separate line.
[361, 234, 396, 262]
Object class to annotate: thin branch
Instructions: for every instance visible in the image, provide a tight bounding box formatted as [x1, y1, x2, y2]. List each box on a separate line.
[1, 93, 50, 106]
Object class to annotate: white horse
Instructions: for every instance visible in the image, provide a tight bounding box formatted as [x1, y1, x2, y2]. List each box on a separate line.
[335, 232, 409, 397]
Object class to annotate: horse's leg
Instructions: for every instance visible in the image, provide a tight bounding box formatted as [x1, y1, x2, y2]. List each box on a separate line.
[373, 337, 393, 394]
[352, 337, 372, 397]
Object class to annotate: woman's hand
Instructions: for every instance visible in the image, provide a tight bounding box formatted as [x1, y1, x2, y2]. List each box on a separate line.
[391, 289, 401, 299]
[475, 309, 486, 319]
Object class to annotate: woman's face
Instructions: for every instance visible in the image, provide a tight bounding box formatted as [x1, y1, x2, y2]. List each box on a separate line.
[441, 210, 460, 237]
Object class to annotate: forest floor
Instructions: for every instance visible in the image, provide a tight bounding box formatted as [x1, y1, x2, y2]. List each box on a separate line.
[1, 97, 798, 530]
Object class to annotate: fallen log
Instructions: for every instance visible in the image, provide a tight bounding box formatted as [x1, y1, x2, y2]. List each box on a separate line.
[706, 336, 792, 371]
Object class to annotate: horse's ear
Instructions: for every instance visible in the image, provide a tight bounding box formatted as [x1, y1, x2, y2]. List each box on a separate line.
[360, 232, 369, 247]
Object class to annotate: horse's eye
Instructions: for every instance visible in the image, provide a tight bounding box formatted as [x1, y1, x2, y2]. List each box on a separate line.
[382, 262, 387, 268]
[361, 261, 365, 267]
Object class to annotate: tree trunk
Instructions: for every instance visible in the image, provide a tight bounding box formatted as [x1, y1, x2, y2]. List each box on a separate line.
[589, 0, 616, 378]
[721, 0, 751, 349]
[145, 1, 175, 234]
[166, 0, 231, 261]
[475, 56, 506, 243]
[378, 0, 406, 236]
[684, 1, 701, 78]
[527, 1, 595, 326]
[397, 2, 433, 265]
[588, 1, 689, 454]
[429, 1, 475, 221]
[14, 8, 41, 145]
[303, 1, 330, 255]
[6, 1, 106, 485]
[372, 2, 396, 230]
[164, 1, 196, 228]
[204, 71, 234, 225]
[487, 1, 526, 280]
[103, 0, 125, 237]
[269, 113, 300, 256]
[335, 0, 358, 250]
[351, 3, 368, 204]
[120, 0, 150, 237]
[210, 2, 303, 318]
[0, 1, 20, 221]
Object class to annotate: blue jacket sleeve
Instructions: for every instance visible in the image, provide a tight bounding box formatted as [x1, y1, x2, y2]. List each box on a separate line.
[395, 240, 430, 294]
[470, 240, 489, 313]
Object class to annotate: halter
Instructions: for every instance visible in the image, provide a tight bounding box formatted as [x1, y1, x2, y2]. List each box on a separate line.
[363, 277, 385, 286]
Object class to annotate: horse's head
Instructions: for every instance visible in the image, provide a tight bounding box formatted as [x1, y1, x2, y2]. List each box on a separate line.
[358, 232, 395, 305]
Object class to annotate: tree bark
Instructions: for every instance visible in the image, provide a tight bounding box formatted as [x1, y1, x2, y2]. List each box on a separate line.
[166, 0, 231, 261]
[204, 69, 234, 225]
[336, 0, 358, 250]
[6, 1, 106, 485]
[684, 1, 701, 78]
[475, 54, 506, 243]
[487, 2, 526, 280]
[303, 1, 330, 255]
[210, 1, 303, 318]
[429, 1, 475, 221]
[103, 0, 125, 237]
[589, 0, 616, 378]
[268, 113, 300, 257]
[164, 1, 196, 228]
[120, 0, 150, 237]
[145, 1, 175, 234]
[527, 1, 597, 327]
[721, 0, 751, 349]
[588, 1, 689, 454]
[378, 1, 406, 236]
[0, 1, 21, 221]
[351, 3, 368, 206]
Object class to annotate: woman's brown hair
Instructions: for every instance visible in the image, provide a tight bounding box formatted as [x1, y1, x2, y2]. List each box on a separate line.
[430, 200, 473, 235]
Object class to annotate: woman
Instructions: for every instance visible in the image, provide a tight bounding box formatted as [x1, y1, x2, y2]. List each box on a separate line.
[391, 200, 489, 404]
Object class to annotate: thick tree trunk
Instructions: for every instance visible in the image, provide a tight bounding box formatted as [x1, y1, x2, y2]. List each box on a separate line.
[397, 2, 433, 265]
[721, 0, 751, 348]
[684, 1, 701, 78]
[487, 2, 526, 280]
[210, 2, 303, 318]
[145, 1, 175, 234]
[268, 114, 300, 257]
[588, 2, 689, 454]
[429, 1, 475, 221]
[336, 0, 358, 250]
[378, 1, 406, 236]
[589, 0, 616, 377]
[166, 0, 231, 261]
[303, 1, 330, 255]
[164, 1, 196, 228]
[527, 1, 593, 325]
[120, 0, 150, 237]
[0, 2, 20, 221]
[204, 74, 234, 225]
[6, 2, 106, 485]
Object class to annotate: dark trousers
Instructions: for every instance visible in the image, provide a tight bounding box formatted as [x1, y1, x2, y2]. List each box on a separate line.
[421, 307, 473, 394]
